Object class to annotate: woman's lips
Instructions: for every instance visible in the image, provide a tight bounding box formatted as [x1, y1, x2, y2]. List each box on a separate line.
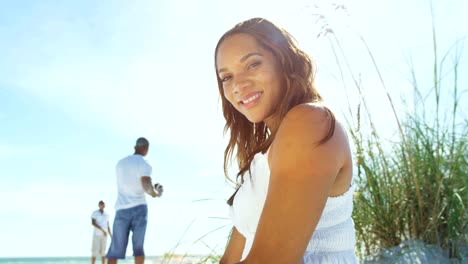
[239, 92, 262, 109]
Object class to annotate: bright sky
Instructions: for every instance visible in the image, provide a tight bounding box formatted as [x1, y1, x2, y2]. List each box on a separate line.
[0, 0, 466, 258]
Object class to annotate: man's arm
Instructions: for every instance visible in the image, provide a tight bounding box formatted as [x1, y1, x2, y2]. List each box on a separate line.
[107, 221, 112, 238]
[91, 219, 107, 236]
[141, 176, 159, 197]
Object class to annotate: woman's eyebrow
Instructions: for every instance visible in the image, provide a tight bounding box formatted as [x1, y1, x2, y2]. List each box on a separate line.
[240, 52, 263, 63]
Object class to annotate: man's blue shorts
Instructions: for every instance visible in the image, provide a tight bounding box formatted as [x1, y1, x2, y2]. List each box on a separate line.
[106, 204, 148, 259]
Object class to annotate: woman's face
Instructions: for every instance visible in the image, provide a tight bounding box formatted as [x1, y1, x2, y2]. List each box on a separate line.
[216, 33, 284, 127]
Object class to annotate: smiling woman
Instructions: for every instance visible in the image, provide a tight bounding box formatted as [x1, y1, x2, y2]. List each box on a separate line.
[214, 18, 359, 264]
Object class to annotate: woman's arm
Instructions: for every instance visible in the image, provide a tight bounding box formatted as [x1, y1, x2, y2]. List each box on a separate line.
[220, 227, 246, 264]
[242, 104, 349, 264]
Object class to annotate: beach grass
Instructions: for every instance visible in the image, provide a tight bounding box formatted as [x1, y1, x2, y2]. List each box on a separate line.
[317, 4, 468, 261]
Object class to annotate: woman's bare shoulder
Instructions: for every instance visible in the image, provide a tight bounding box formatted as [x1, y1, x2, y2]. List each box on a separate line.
[278, 103, 334, 139]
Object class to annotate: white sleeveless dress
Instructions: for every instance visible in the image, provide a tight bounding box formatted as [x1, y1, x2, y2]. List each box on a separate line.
[230, 151, 359, 263]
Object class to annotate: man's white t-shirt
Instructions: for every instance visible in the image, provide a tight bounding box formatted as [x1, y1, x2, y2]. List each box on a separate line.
[91, 210, 109, 237]
[115, 154, 152, 211]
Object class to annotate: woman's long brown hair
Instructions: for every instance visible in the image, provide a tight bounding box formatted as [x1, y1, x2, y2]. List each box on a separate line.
[214, 18, 336, 206]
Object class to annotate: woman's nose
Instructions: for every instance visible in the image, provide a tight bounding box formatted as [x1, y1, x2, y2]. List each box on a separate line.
[232, 75, 250, 94]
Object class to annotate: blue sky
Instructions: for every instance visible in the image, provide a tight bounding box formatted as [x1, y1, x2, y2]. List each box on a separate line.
[0, 0, 466, 258]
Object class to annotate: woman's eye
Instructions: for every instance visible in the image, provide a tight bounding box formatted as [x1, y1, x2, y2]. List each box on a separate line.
[248, 61, 261, 69]
[221, 76, 232, 82]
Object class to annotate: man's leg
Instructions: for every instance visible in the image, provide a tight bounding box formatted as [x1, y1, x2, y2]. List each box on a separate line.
[100, 236, 107, 264]
[106, 209, 131, 264]
[134, 256, 144, 264]
[92, 235, 101, 264]
[131, 205, 148, 264]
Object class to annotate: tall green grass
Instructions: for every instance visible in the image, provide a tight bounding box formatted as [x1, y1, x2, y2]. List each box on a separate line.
[318, 5, 467, 261]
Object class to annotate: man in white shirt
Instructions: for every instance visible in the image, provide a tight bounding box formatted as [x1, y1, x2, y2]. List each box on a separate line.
[106, 137, 162, 264]
[91, 200, 112, 264]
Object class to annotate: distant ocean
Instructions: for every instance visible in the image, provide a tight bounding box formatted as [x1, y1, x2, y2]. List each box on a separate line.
[0, 256, 216, 264]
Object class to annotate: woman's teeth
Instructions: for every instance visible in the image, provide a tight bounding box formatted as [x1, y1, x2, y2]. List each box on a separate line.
[242, 93, 260, 104]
